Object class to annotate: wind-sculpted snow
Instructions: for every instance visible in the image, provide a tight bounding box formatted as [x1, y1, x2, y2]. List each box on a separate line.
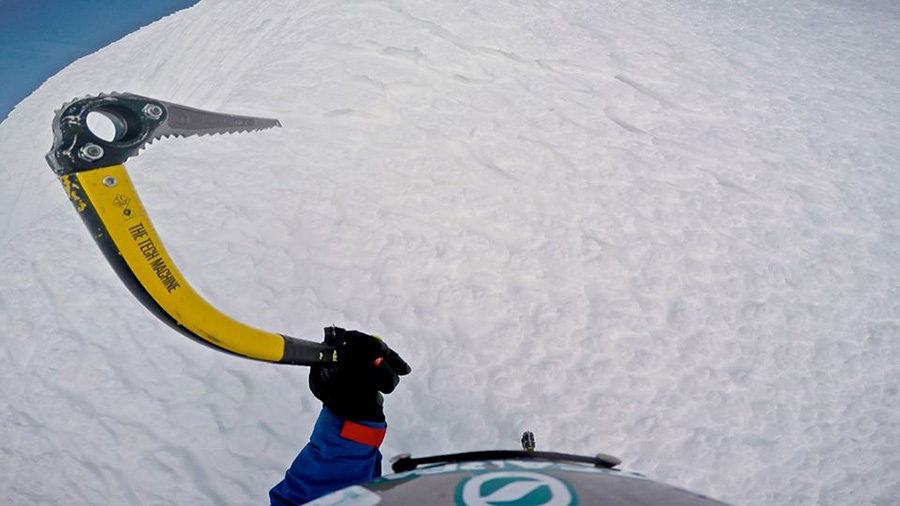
[1, 0, 899, 504]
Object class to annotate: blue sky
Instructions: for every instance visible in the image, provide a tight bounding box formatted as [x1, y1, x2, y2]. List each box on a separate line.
[0, 0, 200, 122]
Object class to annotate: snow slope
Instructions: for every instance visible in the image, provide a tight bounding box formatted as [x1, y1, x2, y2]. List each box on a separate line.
[1, 0, 899, 504]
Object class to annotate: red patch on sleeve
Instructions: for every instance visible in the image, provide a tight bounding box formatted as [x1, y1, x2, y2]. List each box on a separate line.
[340, 421, 386, 447]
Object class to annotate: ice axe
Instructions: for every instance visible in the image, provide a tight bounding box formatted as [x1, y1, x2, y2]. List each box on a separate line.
[46, 92, 336, 366]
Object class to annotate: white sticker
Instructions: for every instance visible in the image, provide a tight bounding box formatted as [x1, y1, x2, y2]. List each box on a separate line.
[304, 485, 381, 506]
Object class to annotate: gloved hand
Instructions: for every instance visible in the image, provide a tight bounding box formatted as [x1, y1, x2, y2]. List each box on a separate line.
[309, 326, 412, 423]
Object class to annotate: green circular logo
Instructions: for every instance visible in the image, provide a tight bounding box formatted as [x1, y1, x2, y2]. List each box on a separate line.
[456, 471, 577, 506]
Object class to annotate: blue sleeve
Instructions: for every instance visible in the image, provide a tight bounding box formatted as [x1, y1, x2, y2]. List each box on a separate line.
[269, 407, 385, 506]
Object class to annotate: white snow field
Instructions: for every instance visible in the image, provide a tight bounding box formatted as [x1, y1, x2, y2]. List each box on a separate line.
[1, 0, 899, 504]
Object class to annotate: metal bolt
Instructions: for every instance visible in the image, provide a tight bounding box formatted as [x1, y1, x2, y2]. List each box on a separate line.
[79, 143, 105, 161]
[143, 104, 164, 119]
[102, 176, 117, 187]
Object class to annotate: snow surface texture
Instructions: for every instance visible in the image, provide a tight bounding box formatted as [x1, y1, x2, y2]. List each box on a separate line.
[1, 0, 899, 504]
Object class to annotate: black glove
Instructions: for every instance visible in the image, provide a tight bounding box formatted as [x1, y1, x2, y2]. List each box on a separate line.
[309, 326, 411, 423]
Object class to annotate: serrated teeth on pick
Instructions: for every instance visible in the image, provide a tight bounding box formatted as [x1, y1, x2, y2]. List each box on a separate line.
[55, 92, 281, 157]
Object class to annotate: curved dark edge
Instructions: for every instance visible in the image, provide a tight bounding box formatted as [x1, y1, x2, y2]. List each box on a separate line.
[68, 176, 336, 366]
[66, 176, 244, 358]
[391, 450, 621, 473]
